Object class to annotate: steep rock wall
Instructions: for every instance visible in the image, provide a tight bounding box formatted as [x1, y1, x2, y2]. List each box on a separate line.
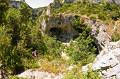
[40, 14, 111, 51]
[84, 18, 111, 51]
[40, 15, 79, 42]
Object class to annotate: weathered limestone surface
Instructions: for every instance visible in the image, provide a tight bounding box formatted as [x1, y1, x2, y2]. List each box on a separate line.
[82, 40, 120, 79]
[17, 69, 63, 79]
[84, 19, 111, 51]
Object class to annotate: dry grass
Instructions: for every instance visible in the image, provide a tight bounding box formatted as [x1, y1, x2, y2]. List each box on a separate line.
[107, 20, 120, 36]
[37, 58, 67, 74]
[106, 20, 120, 41]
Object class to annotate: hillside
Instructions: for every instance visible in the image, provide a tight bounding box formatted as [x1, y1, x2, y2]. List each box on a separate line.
[0, 0, 120, 79]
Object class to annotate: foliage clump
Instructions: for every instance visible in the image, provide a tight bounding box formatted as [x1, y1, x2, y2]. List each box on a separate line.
[0, 1, 44, 75]
[1, 0, 119, 79]
[65, 19, 97, 64]
[63, 65, 101, 79]
[52, 2, 120, 22]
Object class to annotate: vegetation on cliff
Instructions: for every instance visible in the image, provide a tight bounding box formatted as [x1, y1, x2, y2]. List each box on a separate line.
[0, 0, 120, 79]
[52, 1, 120, 41]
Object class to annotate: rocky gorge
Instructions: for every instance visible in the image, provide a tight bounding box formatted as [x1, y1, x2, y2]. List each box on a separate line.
[1, 0, 120, 79]
[17, 14, 120, 79]
[17, 10, 120, 79]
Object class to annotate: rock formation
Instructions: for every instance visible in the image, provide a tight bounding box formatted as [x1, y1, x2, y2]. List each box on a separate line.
[17, 69, 63, 79]
[9, 0, 25, 8]
[40, 13, 111, 49]
[53, 0, 62, 8]
[40, 15, 79, 42]
[84, 18, 111, 51]
[82, 40, 120, 79]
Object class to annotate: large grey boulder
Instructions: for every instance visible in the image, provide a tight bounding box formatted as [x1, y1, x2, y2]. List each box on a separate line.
[82, 40, 120, 79]
[17, 69, 63, 79]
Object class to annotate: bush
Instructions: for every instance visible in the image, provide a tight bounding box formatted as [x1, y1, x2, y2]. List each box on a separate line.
[9, 76, 27, 79]
[42, 35, 62, 60]
[112, 32, 120, 42]
[65, 24, 97, 65]
[63, 65, 101, 79]
[53, 2, 120, 22]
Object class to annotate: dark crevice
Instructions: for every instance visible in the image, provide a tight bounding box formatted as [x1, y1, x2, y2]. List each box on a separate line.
[49, 27, 78, 43]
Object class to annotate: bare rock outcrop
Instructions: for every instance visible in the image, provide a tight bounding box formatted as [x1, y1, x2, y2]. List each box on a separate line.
[84, 19, 111, 51]
[40, 14, 110, 49]
[82, 40, 120, 79]
[17, 69, 63, 79]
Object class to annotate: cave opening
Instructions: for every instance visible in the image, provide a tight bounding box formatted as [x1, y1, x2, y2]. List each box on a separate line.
[49, 27, 76, 43]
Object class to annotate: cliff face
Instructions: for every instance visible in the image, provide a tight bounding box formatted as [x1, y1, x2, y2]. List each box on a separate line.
[10, 0, 120, 79]
[40, 13, 111, 51]
[39, 0, 120, 49]
[38, 1, 120, 78]
[40, 15, 79, 42]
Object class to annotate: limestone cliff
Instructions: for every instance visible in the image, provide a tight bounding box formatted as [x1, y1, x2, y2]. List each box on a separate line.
[40, 13, 111, 51]
[14, 0, 120, 79]
[82, 40, 120, 79]
[40, 15, 79, 42]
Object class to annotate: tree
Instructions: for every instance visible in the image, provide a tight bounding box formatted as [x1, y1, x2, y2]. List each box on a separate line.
[0, 0, 9, 24]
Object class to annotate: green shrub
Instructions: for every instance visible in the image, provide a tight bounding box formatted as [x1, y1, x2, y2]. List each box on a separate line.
[42, 35, 62, 60]
[112, 33, 120, 42]
[90, 15, 97, 20]
[9, 76, 27, 79]
[63, 66, 101, 79]
[98, 12, 107, 21]
[53, 2, 120, 22]
[65, 24, 97, 65]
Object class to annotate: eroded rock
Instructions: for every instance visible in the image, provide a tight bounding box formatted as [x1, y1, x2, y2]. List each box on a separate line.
[17, 69, 63, 79]
[84, 19, 111, 51]
[82, 40, 120, 79]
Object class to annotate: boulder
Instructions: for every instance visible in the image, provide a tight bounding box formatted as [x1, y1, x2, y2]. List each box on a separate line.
[82, 40, 120, 79]
[17, 69, 63, 79]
